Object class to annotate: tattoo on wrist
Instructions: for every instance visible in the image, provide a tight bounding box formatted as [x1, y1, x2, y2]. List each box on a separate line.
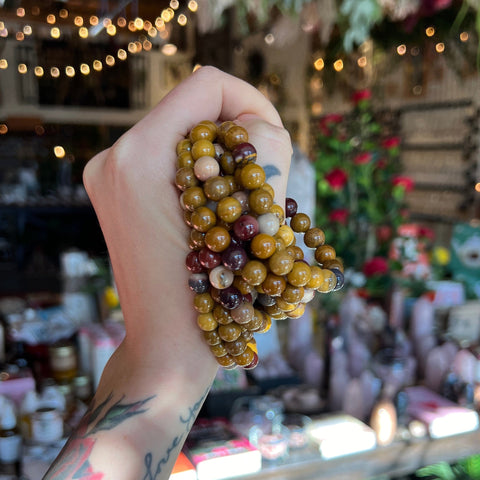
[43, 393, 154, 480]
[143, 387, 209, 480]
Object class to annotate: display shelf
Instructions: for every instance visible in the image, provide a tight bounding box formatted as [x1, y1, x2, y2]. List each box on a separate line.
[233, 429, 480, 480]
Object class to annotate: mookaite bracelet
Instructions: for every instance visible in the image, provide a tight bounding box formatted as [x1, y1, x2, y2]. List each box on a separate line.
[175, 120, 343, 370]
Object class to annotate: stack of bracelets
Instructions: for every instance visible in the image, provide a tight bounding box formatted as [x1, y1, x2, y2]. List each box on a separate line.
[175, 120, 344, 370]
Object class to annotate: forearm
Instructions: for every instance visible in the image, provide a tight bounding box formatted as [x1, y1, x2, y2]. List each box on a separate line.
[43, 344, 217, 480]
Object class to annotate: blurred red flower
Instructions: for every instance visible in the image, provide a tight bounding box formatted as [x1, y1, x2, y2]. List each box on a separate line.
[392, 175, 414, 192]
[363, 256, 390, 277]
[382, 137, 401, 149]
[325, 168, 348, 190]
[329, 208, 349, 224]
[353, 152, 372, 165]
[352, 89, 371, 105]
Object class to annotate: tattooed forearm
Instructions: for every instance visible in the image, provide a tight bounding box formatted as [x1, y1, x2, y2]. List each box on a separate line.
[263, 164, 281, 181]
[142, 387, 210, 480]
[43, 393, 155, 480]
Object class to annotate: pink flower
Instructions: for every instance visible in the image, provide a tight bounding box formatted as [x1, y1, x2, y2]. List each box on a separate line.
[352, 89, 371, 105]
[325, 168, 348, 190]
[376, 157, 387, 169]
[392, 175, 414, 192]
[353, 152, 372, 165]
[418, 226, 435, 241]
[329, 208, 349, 224]
[319, 114, 343, 136]
[363, 257, 389, 277]
[382, 137, 401, 149]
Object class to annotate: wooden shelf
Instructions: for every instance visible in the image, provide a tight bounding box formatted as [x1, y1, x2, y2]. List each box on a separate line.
[235, 429, 480, 480]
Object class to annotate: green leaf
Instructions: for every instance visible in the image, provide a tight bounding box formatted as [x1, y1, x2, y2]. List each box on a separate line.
[416, 462, 457, 480]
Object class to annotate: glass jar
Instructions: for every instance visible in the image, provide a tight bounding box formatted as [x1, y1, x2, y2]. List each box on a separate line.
[31, 408, 63, 445]
[49, 342, 77, 382]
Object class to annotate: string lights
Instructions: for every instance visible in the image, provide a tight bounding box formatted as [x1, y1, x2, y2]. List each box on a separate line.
[0, 1, 199, 81]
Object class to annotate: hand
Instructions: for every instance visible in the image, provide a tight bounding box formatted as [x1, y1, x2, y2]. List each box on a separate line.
[44, 67, 293, 480]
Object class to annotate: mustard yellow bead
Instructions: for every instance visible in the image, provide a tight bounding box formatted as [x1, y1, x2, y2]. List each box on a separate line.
[306, 265, 324, 289]
[193, 292, 214, 313]
[275, 297, 296, 312]
[304, 227, 326, 248]
[205, 226, 231, 252]
[270, 204, 285, 224]
[217, 196, 242, 223]
[176, 138, 192, 155]
[249, 188, 273, 215]
[275, 224, 295, 247]
[317, 269, 337, 293]
[191, 206, 216, 232]
[261, 273, 286, 296]
[315, 244, 336, 264]
[290, 213, 311, 233]
[268, 251, 294, 276]
[176, 150, 194, 169]
[241, 260, 267, 286]
[281, 284, 304, 303]
[257, 314, 272, 333]
[197, 312, 218, 331]
[213, 304, 233, 325]
[191, 139, 215, 160]
[240, 163, 266, 190]
[190, 123, 216, 143]
[287, 261, 312, 287]
[181, 186, 206, 211]
[250, 233, 276, 259]
[224, 125, 248, 150]
[262, 183, 275, 200]
[287, 302, 306, 319]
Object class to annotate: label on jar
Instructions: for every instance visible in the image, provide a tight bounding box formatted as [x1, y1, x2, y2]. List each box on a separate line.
[0, 434, 22, 463]
[31, 409, 63, 444]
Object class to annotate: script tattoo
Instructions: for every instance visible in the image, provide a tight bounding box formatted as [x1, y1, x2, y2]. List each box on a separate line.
[142, 388, 209, 480]
[43, 393, 154, 480]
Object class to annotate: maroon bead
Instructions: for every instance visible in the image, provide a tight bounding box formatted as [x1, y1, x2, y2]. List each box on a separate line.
[285, 197, 298, 217]
[232, 142, 257, 165]
[185, 251, 204, 273]
[198, 247, 222, 269]
[219, 286, 242, 310]
[222, 245, 248, 271]
[243, 293, 253, 303]
[233, 215, 259, 241]
[244, 352, 259, 370]
[188, 273, 210, 293]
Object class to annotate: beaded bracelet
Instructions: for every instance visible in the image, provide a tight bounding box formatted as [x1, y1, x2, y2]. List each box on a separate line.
[175, 120, 344, 370]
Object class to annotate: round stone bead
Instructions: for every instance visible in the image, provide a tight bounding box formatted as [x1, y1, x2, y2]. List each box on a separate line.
[199, 247, 222, 269]
[233, 276, 254, 295]
[191, 206, 216, 232]
[217, 197, 242, 224]
[223, 175, 239, 195]
[330, 268, 345, 291]
[231, 301, 254, 325]
[190, 229, 206, 249]
[175, 167, 198, 191]
[176, 151, 194, 168]
[217, 121, 236, 143]
[262, 183, 275, 200]
[218, 322, 242, 342]
[191, 139, 216, 160]
[275, 224, 295, 247]
[198, 119, 218, 136]
[274, 237, 287, 252]
[190, 123, 215, 143]
[203, 330, 221, 346]
[185, 251, 204, 273]
[184, 210, 193, 227]
[317, 269, 337, 293]
[188, 273, 209, 293]
[275, 297, 296, 312]
[315, 244, 336, 264]
[290, 213, 311, 233]
[241, 260, 268, 286]
[287, 303, 306, 319]
[219, 286, 243, 309]
[286, 245, 304, 261]
[300, 288, 316, 304]
[257, 293, 276, 307]
[244, 352, 259, 370]
[287, 261, 312, 287]
[210, 343, 228, 357]
[257, 314, 272, 334]
[216, 354, 236, 368]
[194, 156, 220, 181]
[233, 215, 259, 241]
[234, 346, 255, 367]
[203, 176, 230, 201]
[219, 150, 235, 174]
[240, 163, 265, 189]
[322, 258, 344, 273]
[224, 125, 249, 150]
[250, 233, 276, 259]
[213, 304, 233, 325]
[282, 284, 304, 303]
[209, 265, 234, 289]
[270, 204, 285, 224]
[181, 186, 206, 211]
[231, 191, 249, 214]
[249, 188, 273, 215]
[306, 265, 324, 289]
[244, 310, 264, 332]
[261, 273, 286, 296]
[268, 251, 294, 276]
[196, 312, 218, 331]
[257, 213, 280, 236]
[241, 330, 254, 342]
[265, 304, 288, 320]
[176, 138, 191, 155]
[214, 143, 224, 160]
[193, 293, 214, 313]
[232, 142, 257, 165]
[285, 197, 298, 217]
[205, 226, 231, 252]
[222, 245, 248, 271]
[225, 338, 248, 356]
[304, 227, 326, 248]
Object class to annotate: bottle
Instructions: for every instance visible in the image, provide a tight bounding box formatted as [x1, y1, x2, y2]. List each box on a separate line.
[0, 400, 22, 478]
[49, 341, 78, 382]
[19, 390, 39, 442]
